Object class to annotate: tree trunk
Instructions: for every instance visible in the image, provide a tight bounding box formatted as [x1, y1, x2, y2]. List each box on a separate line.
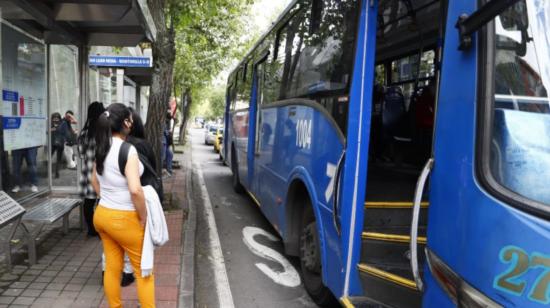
[145, 0, 175, 174]
[178, 88, 192, 145]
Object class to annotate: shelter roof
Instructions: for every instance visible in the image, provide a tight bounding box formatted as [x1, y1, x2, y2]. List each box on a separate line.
[0, 0, 156, 46]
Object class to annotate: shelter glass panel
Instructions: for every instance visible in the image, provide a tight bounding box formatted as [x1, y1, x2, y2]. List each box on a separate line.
[1, 24, 48, 200]
[49, 45, 80, 187]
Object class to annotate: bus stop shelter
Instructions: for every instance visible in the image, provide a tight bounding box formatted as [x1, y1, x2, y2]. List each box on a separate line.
[0, 0, 156, 198]
[0, 0, 156, 109]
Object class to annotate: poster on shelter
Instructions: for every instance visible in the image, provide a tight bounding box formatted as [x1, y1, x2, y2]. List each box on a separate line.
[2, 39, 47, 151]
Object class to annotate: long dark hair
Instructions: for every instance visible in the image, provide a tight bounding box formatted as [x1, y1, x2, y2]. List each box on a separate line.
[95, 103, 131, 175]
[78, 102, 105, 148]
[51, 112, 62, 128]
[128, 108, 145, 139]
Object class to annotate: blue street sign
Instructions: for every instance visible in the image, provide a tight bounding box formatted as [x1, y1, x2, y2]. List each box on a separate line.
[3, 117, 21, 129]
[89, 56, 151, 68]
[2, 90, 18, 102]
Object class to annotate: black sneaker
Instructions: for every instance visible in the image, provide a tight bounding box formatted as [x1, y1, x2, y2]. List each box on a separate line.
[121, 272, 135, 287]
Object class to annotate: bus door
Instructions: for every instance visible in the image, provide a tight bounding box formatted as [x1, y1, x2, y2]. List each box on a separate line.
[232, 62, 253, 188]
[224, 83, 234, 162]
[422, 1, 550, 307]
[247, 55, 268, 196]
[353, 0, 440, 306]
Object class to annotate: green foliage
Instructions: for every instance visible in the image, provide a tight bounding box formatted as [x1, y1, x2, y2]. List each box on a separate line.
[190, 85, 226, 119]
[170, 0, 253, 99]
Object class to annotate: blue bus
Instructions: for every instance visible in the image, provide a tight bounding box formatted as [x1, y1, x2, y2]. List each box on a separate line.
[223, 0, 550, 306]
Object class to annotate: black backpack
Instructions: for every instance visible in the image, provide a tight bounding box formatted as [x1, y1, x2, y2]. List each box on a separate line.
[118, 141, 164, 203]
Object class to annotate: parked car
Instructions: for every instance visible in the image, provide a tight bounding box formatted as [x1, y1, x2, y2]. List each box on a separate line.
[213, 127, 224, 153]
[204, 125, 218, 145]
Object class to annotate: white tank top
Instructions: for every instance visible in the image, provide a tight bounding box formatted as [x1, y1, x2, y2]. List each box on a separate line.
[98, 137, 144, 211]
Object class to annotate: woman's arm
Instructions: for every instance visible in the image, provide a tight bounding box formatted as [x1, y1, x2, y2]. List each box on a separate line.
[92, 164, 100, 197]
[126, 154, 147, 226]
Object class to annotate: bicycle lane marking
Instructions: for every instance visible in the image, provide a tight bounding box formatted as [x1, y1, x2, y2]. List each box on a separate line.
[242, 226, 301, 288]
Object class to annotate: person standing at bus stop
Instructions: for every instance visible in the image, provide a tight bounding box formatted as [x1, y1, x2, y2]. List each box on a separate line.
[77, 102, 104, 237]
[92, 103, 155, 307]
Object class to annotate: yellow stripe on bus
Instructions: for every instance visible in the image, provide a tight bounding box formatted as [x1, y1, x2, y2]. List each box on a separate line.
[246, 190, 261, 207]
[358, 264, 418, 290]
[340, 296, 355, 308]
[362, 232, 427, 244]
[364, 201, 429, 208]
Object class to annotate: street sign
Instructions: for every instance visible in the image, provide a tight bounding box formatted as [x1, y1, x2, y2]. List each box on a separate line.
[89, 56, 151, 68]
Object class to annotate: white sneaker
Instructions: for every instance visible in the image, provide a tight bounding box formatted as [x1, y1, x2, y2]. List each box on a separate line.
[11, 185, 20, 193]
[31, 185, 38, 193]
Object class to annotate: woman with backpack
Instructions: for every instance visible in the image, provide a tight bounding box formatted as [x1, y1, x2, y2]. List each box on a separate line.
[91, 103, 155, 307]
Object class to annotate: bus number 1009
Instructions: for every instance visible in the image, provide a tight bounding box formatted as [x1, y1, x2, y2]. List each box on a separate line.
[296, 119, 312, 150]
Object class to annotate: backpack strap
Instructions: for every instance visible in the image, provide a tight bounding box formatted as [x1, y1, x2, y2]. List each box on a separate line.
[138, 153, 158, 178]
[118, 141, 131, 176]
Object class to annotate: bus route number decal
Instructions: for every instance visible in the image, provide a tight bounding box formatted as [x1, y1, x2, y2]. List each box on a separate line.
[493, 245, 550, 304]
[296, 119, 312, 150]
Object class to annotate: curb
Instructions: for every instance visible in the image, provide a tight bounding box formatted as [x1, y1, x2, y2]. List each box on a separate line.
[178, 139, 196, 308]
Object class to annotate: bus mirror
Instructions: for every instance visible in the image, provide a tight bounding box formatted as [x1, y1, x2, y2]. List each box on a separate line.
[456, 0, 521, 51]
[494, 4, 530, 57]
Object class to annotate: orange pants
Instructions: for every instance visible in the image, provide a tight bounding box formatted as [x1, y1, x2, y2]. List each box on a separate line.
[94, 206, 155, 308]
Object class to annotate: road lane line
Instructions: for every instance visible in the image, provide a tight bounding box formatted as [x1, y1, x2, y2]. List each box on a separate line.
[195, 163, 235, 308]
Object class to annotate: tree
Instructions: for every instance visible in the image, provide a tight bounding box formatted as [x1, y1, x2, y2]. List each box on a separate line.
[145, 0, 175, 174]
[172, 0, 254, 143]
[190, 85, 226, 120]
[145, 0, 252, 170]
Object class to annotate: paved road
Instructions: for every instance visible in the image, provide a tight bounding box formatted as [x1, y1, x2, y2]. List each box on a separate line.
[191, 128, 316, 308]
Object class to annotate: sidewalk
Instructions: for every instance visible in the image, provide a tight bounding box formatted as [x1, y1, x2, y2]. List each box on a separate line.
[0, 148, 189, 308]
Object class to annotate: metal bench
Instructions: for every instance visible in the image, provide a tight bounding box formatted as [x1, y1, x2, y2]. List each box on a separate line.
[21, 198, 81, 265]
[0, 191, 26, 270]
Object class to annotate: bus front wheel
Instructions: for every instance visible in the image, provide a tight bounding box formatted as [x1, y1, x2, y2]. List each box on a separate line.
[300, 206, 336, 306]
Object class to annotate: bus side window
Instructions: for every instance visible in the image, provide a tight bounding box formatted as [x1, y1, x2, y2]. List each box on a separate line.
[273, 26, 289, 100]
[262, 34, 278, 105]
[231, 74, 239, 111]
[236, 63, 251, 110]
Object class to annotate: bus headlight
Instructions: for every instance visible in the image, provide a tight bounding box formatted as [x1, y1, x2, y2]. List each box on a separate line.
[426, 249, 502, 308]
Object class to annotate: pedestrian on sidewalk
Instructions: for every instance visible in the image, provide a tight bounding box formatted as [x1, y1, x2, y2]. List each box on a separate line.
[77, 101, 104, 237]
[92, 103, 155, 308]
[162, 111, 174, 176]
[127, 108, 163, 203]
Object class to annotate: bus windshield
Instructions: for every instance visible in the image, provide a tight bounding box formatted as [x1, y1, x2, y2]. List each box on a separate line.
[490, 0, 550, 210]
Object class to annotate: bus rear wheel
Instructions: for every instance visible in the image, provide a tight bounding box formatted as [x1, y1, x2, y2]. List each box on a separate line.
[300, 206, 337, 306]
[231, 149, 244, 194]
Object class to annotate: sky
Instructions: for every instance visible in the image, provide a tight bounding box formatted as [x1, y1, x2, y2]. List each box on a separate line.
[213, 0, 293, 85]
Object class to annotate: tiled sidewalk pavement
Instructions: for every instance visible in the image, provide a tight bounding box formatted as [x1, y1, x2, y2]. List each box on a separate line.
[0, 231, 105, 308]
[0, 149, 188, 307]
[0, 210, 184, 308]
